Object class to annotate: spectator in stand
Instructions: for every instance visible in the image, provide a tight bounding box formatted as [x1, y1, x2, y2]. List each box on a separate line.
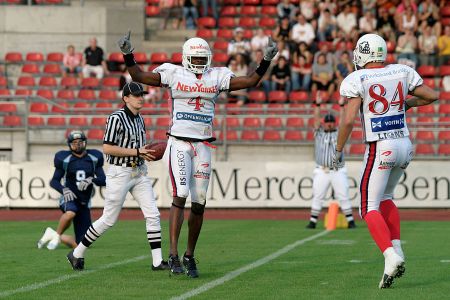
[63, 45, 82, 78]
[160, 0, 183, 30]
[247, 49, 264, 75]
[377, 0, 396, 15]
[376, 7, 396, 42]
[182, 0, 199, 29]
[396, 28, 419, 68]
[82, 38, 108, 79]
[311, 53, 335, 97]
[395, 0, 417, 15]
[276, 0, 297, 22]
[291, 13, 315, 47]
[336, 4, 357, 42]
[361, 0, 376, 15]
[359, 10, 377, 36]
[333, 41, 352, 64]
[273, 40, 290, 61]
[295, 42, 313, 65]
[273, 17, 292, 43]
[270, 56, 291, 95]
[313, 42, 335, 69]
[227, 56, 248, 105]
[418, 25, 438, 67]
[438, 25, 450, 66]
[418, 0, 441, 37]
[317, 9, 337, 42]
[318, 0, 337, 15]
[397, 5, 418, 34]
[299, 0, 316, 25]
[291, 54, 312, 91]
[201, 0, 218, 22]
[334, 52, 353, 88]
[251, 29, 269, 53]
[227, 27, 251, 59]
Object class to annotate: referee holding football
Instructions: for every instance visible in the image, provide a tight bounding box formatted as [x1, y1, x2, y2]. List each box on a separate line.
[306, 93, 356, 229]
[67, 81, 169, 271]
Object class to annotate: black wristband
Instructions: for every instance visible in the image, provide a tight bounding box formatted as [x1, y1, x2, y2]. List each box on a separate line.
[339, 104, 345, 107]
[136, 148, 140, 157]
[255, 59, 271, 77]
[124, 53, 137, 67]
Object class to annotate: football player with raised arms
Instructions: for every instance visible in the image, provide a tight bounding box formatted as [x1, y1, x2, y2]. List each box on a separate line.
[117, 31, 278, 277]
[333, 33, 438, 288]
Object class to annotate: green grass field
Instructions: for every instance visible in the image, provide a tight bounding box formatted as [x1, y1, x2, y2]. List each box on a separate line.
[0, 219, 449, 299]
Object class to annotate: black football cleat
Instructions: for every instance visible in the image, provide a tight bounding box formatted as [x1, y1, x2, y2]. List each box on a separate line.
[182, 255, 199, 278]
[348, 221, 357, 229]
[306, 222, 316, 229]
[152, 260, 170, 271]
[168, 255, 184, 275]
[67, 250, 84, 271]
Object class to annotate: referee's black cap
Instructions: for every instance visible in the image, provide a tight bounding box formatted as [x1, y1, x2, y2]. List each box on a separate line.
[324, 114, 336, 123]
[122, 82, 149, 98]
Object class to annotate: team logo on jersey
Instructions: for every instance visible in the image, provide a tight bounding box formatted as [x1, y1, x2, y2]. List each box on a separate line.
[359, 41, 371, 54]
[176, 112, 213, 124]
[370, 114, 405, 132]
[176, 82, 218, 93]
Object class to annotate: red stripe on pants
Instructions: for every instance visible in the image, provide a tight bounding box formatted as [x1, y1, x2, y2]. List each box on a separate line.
[360, 142, 376, 218]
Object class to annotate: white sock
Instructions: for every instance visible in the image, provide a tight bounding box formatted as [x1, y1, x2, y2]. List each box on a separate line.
[73, 243, 88, 258]
[151, 248, 163, 267]
[392, 239, 405, 260]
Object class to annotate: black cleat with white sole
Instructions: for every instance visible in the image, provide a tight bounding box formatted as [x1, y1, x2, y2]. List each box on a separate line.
[67, 250, 84, 271]
[182, 255, 199, 278]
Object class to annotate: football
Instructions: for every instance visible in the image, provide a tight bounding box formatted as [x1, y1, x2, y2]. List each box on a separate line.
[145, 141, 167, 161]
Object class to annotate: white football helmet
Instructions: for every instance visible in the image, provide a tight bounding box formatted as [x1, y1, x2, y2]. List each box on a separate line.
[352, 33, 387, 69]
[182, 37, 212, 74]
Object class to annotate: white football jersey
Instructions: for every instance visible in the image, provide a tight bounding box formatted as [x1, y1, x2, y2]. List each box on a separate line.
[153, 63, 234, 140]
[340, 64, 423, 142]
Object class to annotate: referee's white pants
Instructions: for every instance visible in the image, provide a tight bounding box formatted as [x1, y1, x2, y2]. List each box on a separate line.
[93, 164, 160, 235]
[311, 167, 352, 212]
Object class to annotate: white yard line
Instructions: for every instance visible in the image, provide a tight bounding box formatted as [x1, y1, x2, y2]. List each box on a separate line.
[171, 230, 330, 300]
[0, 255, 148, 298]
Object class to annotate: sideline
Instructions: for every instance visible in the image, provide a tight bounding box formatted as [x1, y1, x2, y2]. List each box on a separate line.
[171, 230, 330, 300]
[0, 255, 148, 298]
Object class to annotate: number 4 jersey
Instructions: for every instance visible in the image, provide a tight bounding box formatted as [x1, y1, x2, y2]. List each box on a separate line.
[340, 64, 423, 142]
[153, 63, 235, 140]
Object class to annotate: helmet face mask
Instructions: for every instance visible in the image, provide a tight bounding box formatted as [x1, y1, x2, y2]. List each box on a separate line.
[182, 38, 212, 74]
[353, 34, 387, 69]
[67, 130, 87, 155]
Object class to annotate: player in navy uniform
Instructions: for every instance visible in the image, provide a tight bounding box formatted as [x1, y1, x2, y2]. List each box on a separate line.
[37, 130, 106, 250]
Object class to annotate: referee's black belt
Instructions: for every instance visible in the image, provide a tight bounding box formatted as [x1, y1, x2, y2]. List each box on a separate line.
[114, 161, 144, 168]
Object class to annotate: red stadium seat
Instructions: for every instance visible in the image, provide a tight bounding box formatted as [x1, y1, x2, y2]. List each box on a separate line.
[285, 130, 303, 141]
[267, 103, 285, 114]
[246, 103, 264, 114]
[0, 89, 10, 96]
[221, 6, 238, 16]
[243, 117, 262, 128]
[43, 63, 62, 75]
[60, 77, 79, 88]
[15, 89, 33, 96]
[220, 130, 238, 141]
[415, 144, 435, 155]
[438, 144, 450, 155]
[196, 29, 214, 39]
[153, 130, 168, 141]
[156, 117, 170, 127]
[261, 6, 277, 16]
[216, 29, 233, 39]
[47, 117, 66, 126]
[21, 63, 40, 74]
[262, 0, 278, 4]
[0, 76, 7, 87]
[95, 102, 113, 113]
[307, 118, 315, 127]
[349, 144, 366, 155]
[287, 103, 307, 114]
[99, 90, 117, 101]
[386, 41, 396, 53]
[439, 117, 450, 127]
[417, 105, 435, 114]
[57, 90, 75, 100]
[30, 102, 49, 113]
[218, 17, 236, 28]
[442, 6, 450, 17]
[264, 117, 282, 128]
[440, 65, 450, 77]
[415, 116, 434, 125]
[417, 65, 436, 77]
[438, 131, 450, 140]
[350, 130, 364, 141]
[132, 52, 147, 64]
[3, 115, 22, 126]
[289, 91, 309, 103]
[415, 131, 435, 141]
[17, 76, 35, 87]
[77, 89, 96, 100]
[87, 129, 104, 140]
[171, 52, 183, 64]
[150, 52, 169, 64]
[81, 77, 100, 88]
[51, 102, 70, 113]
[46, 52, 64, 62]
[26, 52, 44, 62]
[143, 117, 152, 128]
[0, 103, 17, 113]
[212, 53, 229, 64]
[439, 91, 450, 101]
[28, 116, 45, 126]
[145, 5, 160, 17]
[259, 18, 276, 28]
[148, 64, 160, 72]
[36, 89, 54, 100]
[5, 52, 23, 63]
[386, 53, 396, 64]
[422, 78, 435, 89]
[306, 131, 314, 141]
[286, 117, 304, 128]
[241, 6, 258, 15]
[101, 77, 120, 88]
[108, 52, 124, 63]
[243, 0, 260, 5]
[141, 103, 157, 114]
[223, 0, 240, 4]
[225, 117, 240, 128]
[439, 104, 450, 114]
[241, 130, 260, 141]
[248, 90, 266, 103]
[69, 117, 88, 127]
[197, 17, 216, 28]
[239, 17, 256, 28]
[39, 76, 57, 87]
[263, 130, 281, 141]
[213, 41, 229, 52]
[268, 91, 287, 103]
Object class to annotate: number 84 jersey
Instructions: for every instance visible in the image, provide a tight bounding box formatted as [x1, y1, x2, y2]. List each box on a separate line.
[154, 63, 235, 140]
[340, 64, 423, 142]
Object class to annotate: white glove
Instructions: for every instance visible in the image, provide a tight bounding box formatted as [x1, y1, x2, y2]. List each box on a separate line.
[62, 187, 77, 202]
[332, 150, 345, 170]
[263, 37, 278, 61]
[117, 30, 134, 55]
[78, 177, 93, 191]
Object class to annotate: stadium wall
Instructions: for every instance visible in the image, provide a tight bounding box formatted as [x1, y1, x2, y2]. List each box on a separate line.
[0, 5, 144, 57]
[0, 160, 449, 209]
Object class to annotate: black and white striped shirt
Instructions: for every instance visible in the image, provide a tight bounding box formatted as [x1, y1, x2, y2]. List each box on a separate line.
[314, 127, 337, 168]
[103, 106, 146, 165]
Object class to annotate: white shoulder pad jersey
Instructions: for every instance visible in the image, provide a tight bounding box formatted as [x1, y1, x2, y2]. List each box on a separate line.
[153, 63, 235, 140]
[340, 64, 423, 142]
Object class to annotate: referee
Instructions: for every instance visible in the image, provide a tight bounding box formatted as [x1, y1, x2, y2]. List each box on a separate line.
[67, 82, 169, 271]
[306, 93, 356, 229]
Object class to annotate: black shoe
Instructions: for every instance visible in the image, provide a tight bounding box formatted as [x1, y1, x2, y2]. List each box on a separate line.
[306, 222, 316, 229]
[182, 255, 199, 278]
[152, 260, 170, 271]
[348, 221, 357, 229]
[168, 255, 184, 275]
[67, 250, 84, 271]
